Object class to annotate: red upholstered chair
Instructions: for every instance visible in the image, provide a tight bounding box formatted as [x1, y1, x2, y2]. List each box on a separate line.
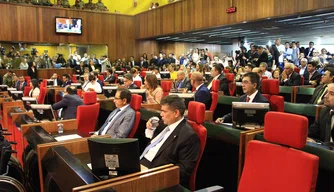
[40, 79, 47, 88]
[37, 87, 47, 104]
[133, 80, 142, 88]
[98, 75, 104, 82]
[161, 80, 173, 97]
[211, 79, 220, 93]
[77, 92, 100, 135]
[294, 67, 300, 73]
[24, 76, 31, 85]
[140, 71, 146, 78]
[77, 89, 83, 98]
[71, 75, 77, 83]
[262, 79, 280, 95]
[261, 76, 268, 80]
[225, 73, 235, 82]
[114, 74, 119, 84]
[209, 92, 218, 112]
[23, 86, 32, 97]
[128, 94, 142, 138]
[238, 112, 319, 192]
[269, 95, 284, 112]
[301, 76, 304, 85]
[223, 69, 230, 74]
[187, 101, 207, 191]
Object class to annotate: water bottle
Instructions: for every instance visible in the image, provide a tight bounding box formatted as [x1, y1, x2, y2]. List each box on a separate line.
[57, 123, 64, 134]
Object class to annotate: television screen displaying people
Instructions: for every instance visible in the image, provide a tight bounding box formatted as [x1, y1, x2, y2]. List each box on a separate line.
[56, 17, 82, 34]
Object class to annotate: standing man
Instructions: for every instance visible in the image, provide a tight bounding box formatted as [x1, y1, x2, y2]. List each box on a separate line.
[16, 76, 27, 91]
[216, 72, 269, 124]
[299, 58, 308, 77]
[140, 95, 200, 188]
[95, 88, 135, 138]
[309, 83, 334, 142]
[304, 41, 315, 59]
[52, 86, 83, 120]
[191, 72, 212, 110]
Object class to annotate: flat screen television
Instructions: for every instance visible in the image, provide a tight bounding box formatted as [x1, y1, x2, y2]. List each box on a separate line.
[55, 17, 82, 35]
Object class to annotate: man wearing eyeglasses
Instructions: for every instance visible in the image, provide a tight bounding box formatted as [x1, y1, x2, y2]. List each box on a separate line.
[95, 88, 135, 138]
[215, 72, 268, 124]
[309, 83, 334, 143]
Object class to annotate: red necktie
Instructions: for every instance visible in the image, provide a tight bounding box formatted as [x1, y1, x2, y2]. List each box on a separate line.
[246, 97, 250, 102]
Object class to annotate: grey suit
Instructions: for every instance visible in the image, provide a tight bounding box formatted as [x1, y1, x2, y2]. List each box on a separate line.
[175, 77, 192, 91]
[98, 105, 135, 138]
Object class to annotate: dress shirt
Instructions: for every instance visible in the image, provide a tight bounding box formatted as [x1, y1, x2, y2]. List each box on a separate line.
[300, 66, 307, 76]
[196, 83, 204, 91]
[144, 117, 184, 161]
[101, 104, 129, 135]
[264, 71, 272, 79]
[84, 81, 102, 93]
[133, 74, 142, 83]
[207, 75, 219, 90]
[247, 90, 258, 103]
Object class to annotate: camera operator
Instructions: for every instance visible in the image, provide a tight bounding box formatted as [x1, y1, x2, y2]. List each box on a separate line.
[236, 47, 248, 67]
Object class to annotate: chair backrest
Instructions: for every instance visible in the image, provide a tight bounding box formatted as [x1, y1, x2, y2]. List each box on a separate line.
[225, 73, 235, 82]
[187, 101, 207, 191]
[37, 87, 47, 104]
[98, 75, 104, 82]
[262, 94, 284, 112]
[24, 86, 32, 97]
[238, 112, 319, 192]
[83, 91, 97, 104]
[161, 80, 173, 97]
[133, 80, 142, 88]
[40, 79, 47, 88]
[294, 67, 301, 73]
[261, 76, 268, 80]
[223, 69, 230, 74]
[209, 92, 218, 112]
[128, 94, 142, 138]
[77, 89, 83, 98]
[301, 76, 304, 85]
[262, 79, 280, 95]
[211, 79, 220, 93]
[140, 71, 146, 78]
[77, 103, 100, 135]
[24, 76, 31, 85]
[71, 75, 77, 83]
[114, 74, 118, 84]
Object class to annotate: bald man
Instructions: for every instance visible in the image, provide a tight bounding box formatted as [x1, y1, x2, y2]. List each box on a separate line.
[190, 72, 212, 110]
[175, 71, 192, 91]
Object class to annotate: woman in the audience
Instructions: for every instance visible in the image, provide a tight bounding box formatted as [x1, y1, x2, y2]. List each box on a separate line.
[88, 59, 96, 72]
[20, 58, 29, 69]
[29, 79, 40, 98]
[192, 48, 200, 64]
[272, 69, 281, 80]
[196, 63, 203, 74]
[27, 61, 38, 79]
[83, 74, 102, 93]
[168, 64, 177, 80]
[141, 74, 163, 104]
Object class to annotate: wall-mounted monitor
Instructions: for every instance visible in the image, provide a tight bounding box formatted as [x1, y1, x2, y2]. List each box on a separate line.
[55, 17, 82, 35]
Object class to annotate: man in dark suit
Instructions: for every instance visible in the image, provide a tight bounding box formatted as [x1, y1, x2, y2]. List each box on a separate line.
[253, 46, 268, 67]
[150, 54, 158, 66]
[50, 73, 63, 86]
[304, 61, 322, 86]
[16, 76, 27, 91]
[123, 73, 138, 89]
[191, 72, 212, 110]
[139, 56, 149, 68]
[310, 68, 334, 104]
[104, 68, 115, 84]
[140, 95, 200, 188]
[52, 86, 83, 120]
[216, 72, 269, 123]
[167, 53, 176, 64]
[157, 53, 168, 69]
[280, 63, 301, 86]
[129, 56, 137, 67]
[61, 74, 72, 87]
[206, 64, 229, 95]
[175, 71, 192, 91]
[96, 88, 135, 138]
[308, 83, 334, 143]
[304, 41, 315, 59]
[68, 55, 77, 68]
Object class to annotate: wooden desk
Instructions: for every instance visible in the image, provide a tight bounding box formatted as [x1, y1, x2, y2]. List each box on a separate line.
[2, 101, 24, 141]
[141, 103, 161, 110]
[46, 86, 65, 103]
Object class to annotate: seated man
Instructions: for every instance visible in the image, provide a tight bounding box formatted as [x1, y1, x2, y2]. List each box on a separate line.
[206, 64, 229, 95]
[175, 71, 192, 91]
[16, 76, 27, 91]
[216, 72, 269, 124]
[280, 63, 301, 86]
[96, 88, 135, 138]
[310, 67, 334, 104]
[123, 73, 138, 89]
[130, 68, 143, 84]
[52, 86, 83, 120]
[304, 61, 322, 87]
[2, 70, 14, 87]
[140, 95, 200, 188]
[308, 83, 334, 143]
[191, 72, 212, 110]
[50, 73, 62, 86]
[61, 74, 72, 87]
[104, 68, 115, 83]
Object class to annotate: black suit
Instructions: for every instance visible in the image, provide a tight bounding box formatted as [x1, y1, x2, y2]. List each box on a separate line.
[68, 59, 77, 68]
[61, 80, 72, 87]
[157, 58, 168, 68]
[27, 67, 38, 79]
[280, 71, 301, 86]
[222, 91, 269, 123]
[52, 94, 84, 120]
[74, 65, 84, 75]
[309, 107, 333, 142]
[167, 58, 176, 64]
[304, 47, 314, 58]
[207, 74, 229, 95]
[140, 119, 200, 188]
[150, 58, 158, 66]
[175, 77, 192, 91]
[195, 84, 212, 110]
[128, 83, 138, 89]
[140, 61, 149, 68]
[304, 71, 322, 86]
[16, 81, 27, 91]
[255, 52, 268, 67]
[104, 75, 116, 84]
[310, 84, 327, 105]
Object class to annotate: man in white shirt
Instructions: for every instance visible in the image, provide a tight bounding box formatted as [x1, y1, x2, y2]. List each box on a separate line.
[275, 38, 285, 66]
[299, 58, 308, 76]
[259, 62, 272, 79]
[283, 42, 293, 61]
[140, 95, 200, 188]
[95, 88, 135, 138]
[130, 68, 142, 84]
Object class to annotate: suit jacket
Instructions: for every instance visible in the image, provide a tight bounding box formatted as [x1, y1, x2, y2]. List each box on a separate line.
[104, 75, 115, 83]
[304, 70, 322, 86]
[195, 84, 212, 110]
[309, 84, 327, 105]
[280, 71, 301, 86]
[74, 65, 84, 75]
[304, 47, 314, 57]
[16, 81, 27, 91]
[52, 94, 83, 120]
[255, 52, 268, 67]
[140, 61, 149, 68]
[207, 74, 229, 95]
[175, 77, 192, 91]
[99, 105, 135, 138]
[309, 107, 332, 142]
[140, 119, 200, 188]
[302, 67, 309, 79]
[61, 80, 72, 87]
[68, 59, 77, 68]
[222, 92, 269, 123]
[128, 83, 139, 89]
[27, 67, 38, 79]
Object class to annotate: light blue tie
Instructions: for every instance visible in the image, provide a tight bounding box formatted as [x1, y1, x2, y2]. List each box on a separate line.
[177, 81, 183, 89]
[140, 127, 170, 160]
[98, 108, 121, 135]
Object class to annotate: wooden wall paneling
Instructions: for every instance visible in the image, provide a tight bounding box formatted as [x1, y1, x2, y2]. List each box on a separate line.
[135, 40, 159, 60]
[174, 3, 183, 33]
[0, 5, 12, 41]
[161, 5, 175, 35]
[116, 16, 136, 59]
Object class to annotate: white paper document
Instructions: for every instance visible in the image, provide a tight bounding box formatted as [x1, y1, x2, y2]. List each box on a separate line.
[54, 134, 82, 141]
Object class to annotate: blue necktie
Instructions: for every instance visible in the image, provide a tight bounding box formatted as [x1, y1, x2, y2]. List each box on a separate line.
[98, 108, 121, 135]
[178, 81, 183, 89]
[140, 127, 170, 160]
